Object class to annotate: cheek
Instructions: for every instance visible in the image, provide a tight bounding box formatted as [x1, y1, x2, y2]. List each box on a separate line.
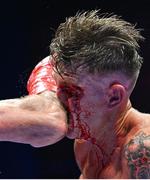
[80, 101, 95, 119]
[79, 95, 105, 119]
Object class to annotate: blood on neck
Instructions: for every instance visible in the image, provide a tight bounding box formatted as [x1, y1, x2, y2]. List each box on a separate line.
[57, 84, 109, 172]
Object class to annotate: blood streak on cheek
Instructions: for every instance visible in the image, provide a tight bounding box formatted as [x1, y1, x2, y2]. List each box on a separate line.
[57, 84, 106, 171]
[57, 85, 93, 139]
[68, 88, 106, 171]
[65, 85, 92, 140]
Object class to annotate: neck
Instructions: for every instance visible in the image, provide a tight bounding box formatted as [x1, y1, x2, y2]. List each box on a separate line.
[114, 101, 132, 136]
[87, 101, 132, 167]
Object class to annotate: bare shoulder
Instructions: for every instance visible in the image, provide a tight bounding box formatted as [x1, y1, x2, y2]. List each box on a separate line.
[140, 112, 150, 125]
[122, 128, 150, 178]
[131, 108, 150, 127]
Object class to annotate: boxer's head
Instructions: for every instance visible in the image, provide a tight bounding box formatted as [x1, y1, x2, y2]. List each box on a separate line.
[50, 10, 144, 139]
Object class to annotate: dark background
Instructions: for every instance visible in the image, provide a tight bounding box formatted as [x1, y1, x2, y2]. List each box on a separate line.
[0, 0, 150, 178]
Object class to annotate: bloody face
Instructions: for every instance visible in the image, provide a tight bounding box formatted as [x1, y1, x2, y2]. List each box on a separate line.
[55, 72, 106, 140]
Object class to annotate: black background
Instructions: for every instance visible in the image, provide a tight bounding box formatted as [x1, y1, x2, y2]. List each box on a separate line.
[0, 0, 150, 178]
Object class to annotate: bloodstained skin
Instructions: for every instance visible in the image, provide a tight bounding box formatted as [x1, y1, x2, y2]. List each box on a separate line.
[57, 84, 107, 174]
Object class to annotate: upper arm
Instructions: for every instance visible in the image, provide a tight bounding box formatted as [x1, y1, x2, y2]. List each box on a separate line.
[123, 131, 150, 179]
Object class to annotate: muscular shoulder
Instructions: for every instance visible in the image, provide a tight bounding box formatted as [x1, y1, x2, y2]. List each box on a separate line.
[129, 109, 150, 128]
[122, 130, 150, 178]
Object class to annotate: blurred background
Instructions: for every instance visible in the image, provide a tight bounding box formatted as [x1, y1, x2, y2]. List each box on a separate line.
[0, 0, 149, 178]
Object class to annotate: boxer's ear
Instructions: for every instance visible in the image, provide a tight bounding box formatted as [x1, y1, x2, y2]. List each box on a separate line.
[107, 84, 126, 108]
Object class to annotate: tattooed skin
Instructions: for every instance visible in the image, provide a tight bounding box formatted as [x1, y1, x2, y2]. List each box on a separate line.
[124, 132, 150, 179]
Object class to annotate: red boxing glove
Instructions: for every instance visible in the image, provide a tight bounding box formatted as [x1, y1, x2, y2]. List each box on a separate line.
[27, 56, 57, 95]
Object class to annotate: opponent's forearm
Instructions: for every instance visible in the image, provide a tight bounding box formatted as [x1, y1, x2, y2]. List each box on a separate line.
[0, 91, 60, 111]
[0, 92, 68, 147]
[0, 105, 67, 147]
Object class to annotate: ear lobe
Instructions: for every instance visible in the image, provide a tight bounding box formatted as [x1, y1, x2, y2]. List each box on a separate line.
[108, 84, 125, 108]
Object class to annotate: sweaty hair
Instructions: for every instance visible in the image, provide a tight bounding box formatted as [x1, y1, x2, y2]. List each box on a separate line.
[50, 10, 144, 77]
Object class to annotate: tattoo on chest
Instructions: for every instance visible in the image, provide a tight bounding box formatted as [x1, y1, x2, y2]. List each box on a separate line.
[124, 132, 150, 179]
